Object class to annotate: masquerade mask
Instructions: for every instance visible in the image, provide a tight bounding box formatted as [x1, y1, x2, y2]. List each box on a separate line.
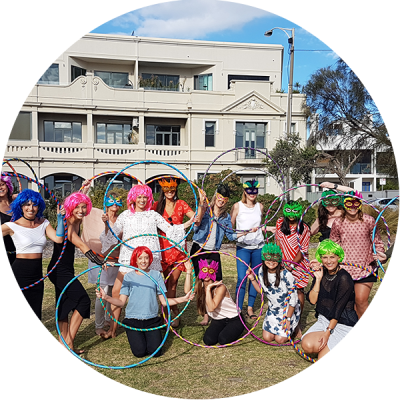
[282, 202, 302, 219]
[243, 179, 260, 195]
[261, 243, 282, 263]
[105, 195, 122, 207]
[198, 259, 219, 281]
[159, 178, 178, 193]
[216, 192, 229, 203]
[344, 198, 362, 211]
[321, 190, 341, 207]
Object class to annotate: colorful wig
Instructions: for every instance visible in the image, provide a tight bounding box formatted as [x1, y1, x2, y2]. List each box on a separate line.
[315, 239, 345, 263]
[1, 174, 14, 197]
[127, 184, 154, 214]
[261, 242, 282, 263]
[63, 192, 92, 219]
[130, 245, 154, 268]
[11, 189, 46, 221]
[320, 190, 341, 207]
[198, 259, 219, 281]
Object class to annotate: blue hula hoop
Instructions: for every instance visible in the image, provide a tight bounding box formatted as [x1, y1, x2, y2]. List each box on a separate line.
[55, 265, 171, 369]
[102, 161, 197, 253]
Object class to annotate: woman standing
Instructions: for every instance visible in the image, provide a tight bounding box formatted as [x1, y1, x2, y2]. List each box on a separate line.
[330, 191, 385, 318]
[48, 192, 105, 353]
[153, 178, 195, 328]
[301, 239, 358, 359]
[275, 200, 311, 311]
[231, 179, 275, 320]
[184, 258, 244, 346]
[100, 184, 193, 339]
[0, 174, 17, 265]
[2, 189, 64, 319]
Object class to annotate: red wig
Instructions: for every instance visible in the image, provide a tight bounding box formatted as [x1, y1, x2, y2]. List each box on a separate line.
[130, 246, 154, 268]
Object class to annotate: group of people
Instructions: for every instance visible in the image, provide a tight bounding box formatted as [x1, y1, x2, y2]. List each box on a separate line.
[0, 173, 388, 360]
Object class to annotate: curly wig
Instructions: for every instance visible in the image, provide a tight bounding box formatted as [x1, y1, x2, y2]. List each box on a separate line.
[130, 246, 154, 268]
[11, 189, 46, 221]
[315, 239, 345, 263]
[1, 174, 14, 199]
[127, 184, 154, 214]
[63, 192, 92, 219]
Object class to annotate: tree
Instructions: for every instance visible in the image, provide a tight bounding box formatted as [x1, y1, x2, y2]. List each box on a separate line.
[263, 132, 318, 195]
[303, 59, 397, 180]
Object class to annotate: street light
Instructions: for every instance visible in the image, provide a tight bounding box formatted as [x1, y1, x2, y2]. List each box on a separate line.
[264, 27, 295, 139]
[265, 27, 295, 197]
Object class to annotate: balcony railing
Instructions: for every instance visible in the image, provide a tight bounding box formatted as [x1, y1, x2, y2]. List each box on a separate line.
[350, 163, 371, 174]
[235, 148, 267, 162]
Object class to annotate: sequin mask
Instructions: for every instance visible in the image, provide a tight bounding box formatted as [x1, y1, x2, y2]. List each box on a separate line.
[216, 193, 228, 203]
[105, 195, 122, 207]
[322, 197, 341, 207]
[263, 253, 282, 263]
[198, 259, 219, 281]
[344, 198, 362, 211]
[243, 179, 260, 195]
[282, 202, 302, 219]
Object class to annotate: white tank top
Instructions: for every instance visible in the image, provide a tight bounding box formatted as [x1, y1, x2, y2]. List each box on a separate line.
[207, 285, 238, 320]
[236, 202, 264, 248]
[5, 220, 50, 254]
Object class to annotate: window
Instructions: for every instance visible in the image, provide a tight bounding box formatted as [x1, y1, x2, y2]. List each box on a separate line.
[205, 121, 217, 147]
[194, 74, 213, 91]
[146, 125, 180, 146]
[96, 123, 131, 144]
[71, 65, 86, 81]
[44, 121, 82, 143]
[44, 174, 83, 199]
[228, 74, 269, 88]
[235, 122, 267, 158]
[94, 71, 130, 88]
[285, 122, 297, 134]
[10, 112, 31, 140]
[140, 73, 179, 91]
[38, 63, 59, 85]
[362, 182, 371, 192]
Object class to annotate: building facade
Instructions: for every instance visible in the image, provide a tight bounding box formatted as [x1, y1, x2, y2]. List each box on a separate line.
[4, 33, 307, 198]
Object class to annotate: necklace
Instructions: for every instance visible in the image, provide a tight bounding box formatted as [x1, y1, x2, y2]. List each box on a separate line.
[22, 215, 36, 221]
[325, 267, 340, 281]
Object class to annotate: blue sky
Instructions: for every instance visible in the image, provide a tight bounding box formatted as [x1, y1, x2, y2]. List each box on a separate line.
[91, 0, 337, 91]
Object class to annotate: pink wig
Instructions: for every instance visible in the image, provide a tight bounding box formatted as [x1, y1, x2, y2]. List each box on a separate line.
[63, 192, 92, 219]
[1, 174, 14, 196]
[127, 184, 153, 214]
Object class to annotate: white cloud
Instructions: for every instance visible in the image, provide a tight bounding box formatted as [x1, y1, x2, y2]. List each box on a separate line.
[110, 0, 270, 39]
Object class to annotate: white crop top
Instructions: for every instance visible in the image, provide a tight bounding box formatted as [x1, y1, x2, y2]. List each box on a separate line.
[5, 220, 50, 254]
[236, 202, 264, 248]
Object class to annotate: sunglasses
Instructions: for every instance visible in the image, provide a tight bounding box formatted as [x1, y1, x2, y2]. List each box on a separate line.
[168, 217, 174, 226]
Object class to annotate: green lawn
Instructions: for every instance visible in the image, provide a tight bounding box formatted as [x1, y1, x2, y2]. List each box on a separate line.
[40, 247, 386, 399]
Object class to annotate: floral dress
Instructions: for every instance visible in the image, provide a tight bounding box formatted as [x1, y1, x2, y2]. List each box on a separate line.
[259, 268, 301, 337]
[152, 200, 193, 272]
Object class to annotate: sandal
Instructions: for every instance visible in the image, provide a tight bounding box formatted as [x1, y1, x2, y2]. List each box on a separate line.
[246, 312, 258, 320]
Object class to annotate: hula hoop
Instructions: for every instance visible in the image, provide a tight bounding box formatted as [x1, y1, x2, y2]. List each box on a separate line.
[297, 193, 390, 276]
[103, 161, 197, 253]
[3, 157, 40, 191]
[2, 161, 22, 192]
[78, 170, 143, 191]
[163, 249, 264, 349]
[55, 265, 171, 369]
[99, 233, 195, 330]
[2, 171, 68, 289]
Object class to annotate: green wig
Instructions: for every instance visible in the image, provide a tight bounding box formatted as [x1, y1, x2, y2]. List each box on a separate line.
[315, 239, 345, 263]
[261, 242, 282, 262]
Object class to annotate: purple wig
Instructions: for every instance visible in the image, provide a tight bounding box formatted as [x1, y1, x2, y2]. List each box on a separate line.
[127, 184, 153, 214]
[63, 192, 92, 219]
[1, 174, 14, 197]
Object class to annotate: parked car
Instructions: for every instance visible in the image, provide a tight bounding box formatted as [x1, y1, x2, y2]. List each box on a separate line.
[368, 197, 399, 210]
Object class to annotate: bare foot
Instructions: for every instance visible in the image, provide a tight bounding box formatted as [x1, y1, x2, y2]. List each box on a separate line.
[72, 348, 85, 355]
[171, 316, 180, 328]
[95, 328, 107, 336]
[101, 330, 117, 339]
[200, 315, 209, 326]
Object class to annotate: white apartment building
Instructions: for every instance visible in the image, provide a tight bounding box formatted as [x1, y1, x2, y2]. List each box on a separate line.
[4, 33, 307, 199]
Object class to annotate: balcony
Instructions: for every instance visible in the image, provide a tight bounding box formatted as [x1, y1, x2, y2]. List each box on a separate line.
[235, 148, 267, 163]
[350, 163, 371, 174]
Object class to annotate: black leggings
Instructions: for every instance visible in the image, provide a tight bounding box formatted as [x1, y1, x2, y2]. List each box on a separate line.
[190, 242, 222, 281]
[123, 317, 164, 358]
[203, 315, 244, 346]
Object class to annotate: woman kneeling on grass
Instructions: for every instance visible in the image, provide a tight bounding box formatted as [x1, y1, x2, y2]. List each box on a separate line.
[301, 239, 358, 360]
[184, 258, 244, 346]
[97, 246, 194, 358]
[247, 243, 301, 344]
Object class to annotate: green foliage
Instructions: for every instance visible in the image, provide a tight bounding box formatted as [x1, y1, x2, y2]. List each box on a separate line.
[87, 180, 128, 213]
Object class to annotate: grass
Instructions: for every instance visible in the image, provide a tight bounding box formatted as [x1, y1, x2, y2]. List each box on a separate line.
[40, 246, 387, 399]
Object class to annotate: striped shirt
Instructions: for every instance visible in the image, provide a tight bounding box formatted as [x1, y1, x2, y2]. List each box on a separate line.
[275, 217, 310, 289]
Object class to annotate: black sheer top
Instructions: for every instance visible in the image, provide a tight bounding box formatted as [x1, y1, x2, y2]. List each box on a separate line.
[306, 267, 358, 327]
[318, 226, 331, 242]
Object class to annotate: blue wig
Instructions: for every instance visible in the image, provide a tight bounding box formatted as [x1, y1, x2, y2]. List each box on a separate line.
[11, 189, 46, 221]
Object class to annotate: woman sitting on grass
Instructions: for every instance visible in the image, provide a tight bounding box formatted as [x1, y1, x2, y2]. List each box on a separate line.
[184, 258, 244, 346]
[247, 243, 301, 344]
[97, 246, 194, 358]
[301, 239, 358, 360]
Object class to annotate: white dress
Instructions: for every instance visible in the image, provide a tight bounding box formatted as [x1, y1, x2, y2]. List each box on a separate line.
[259, 268, 301, 336]
[100, 209, 185, 273]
